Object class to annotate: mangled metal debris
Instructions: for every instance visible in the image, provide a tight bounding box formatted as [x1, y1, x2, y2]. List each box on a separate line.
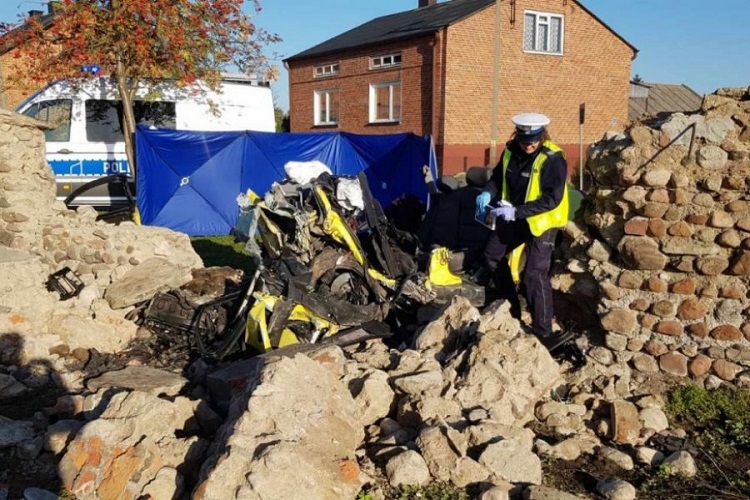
[138, 167, 481, 362]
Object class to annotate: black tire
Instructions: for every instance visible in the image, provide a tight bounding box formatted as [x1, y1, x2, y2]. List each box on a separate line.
[63, 174, 136, 222]
[63, 174, 132, 206]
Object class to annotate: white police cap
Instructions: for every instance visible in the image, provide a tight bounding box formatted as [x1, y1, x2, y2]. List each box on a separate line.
[511, 112, 550, 135]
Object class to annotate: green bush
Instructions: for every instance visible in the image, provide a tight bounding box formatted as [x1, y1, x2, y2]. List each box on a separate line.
[665, 385, 750, 454]
[394, 482, 469, 500]
[356, 490, 375, 500]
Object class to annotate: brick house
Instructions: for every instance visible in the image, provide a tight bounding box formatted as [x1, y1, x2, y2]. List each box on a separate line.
[0, 4, 57, 110]
[284, 0, 637, 176]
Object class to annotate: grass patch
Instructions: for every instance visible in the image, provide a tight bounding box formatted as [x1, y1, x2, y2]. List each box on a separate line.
[665, 385, 750, 455]
[356, 482, 470, 500]
[639, 457, 750, 499]
[190, 235, 257, 274]
[637, 385, 750, 499]
[392, 483, 469, 500]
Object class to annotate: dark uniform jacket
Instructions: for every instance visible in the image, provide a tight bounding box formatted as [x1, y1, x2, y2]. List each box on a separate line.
[484, 140, 567, 220]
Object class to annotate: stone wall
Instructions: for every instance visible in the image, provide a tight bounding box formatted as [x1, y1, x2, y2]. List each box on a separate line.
[577, 87, 750, 385]
[0, 109, 57, 234]
[0, 107, 203, 361]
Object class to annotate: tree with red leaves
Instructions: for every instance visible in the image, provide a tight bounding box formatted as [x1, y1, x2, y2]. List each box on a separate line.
[3, 0, 279, 184]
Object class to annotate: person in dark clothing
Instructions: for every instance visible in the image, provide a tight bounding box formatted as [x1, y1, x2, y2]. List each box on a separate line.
[475, 112, 574, 352]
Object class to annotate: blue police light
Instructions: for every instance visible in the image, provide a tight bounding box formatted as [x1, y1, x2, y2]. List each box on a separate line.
[81, 64, 101, 75]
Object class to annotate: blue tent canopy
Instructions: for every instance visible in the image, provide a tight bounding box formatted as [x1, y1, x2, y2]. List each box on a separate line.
[135, 127, 437, 236]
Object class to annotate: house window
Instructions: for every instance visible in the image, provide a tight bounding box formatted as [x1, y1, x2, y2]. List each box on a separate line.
[314, 89, 339, 125]
[524, 11, 563, 54]
[369, 81, 401, 123]
[370, 53, 402, 70]
[313, 63, 339, 78]
[22, 99, 72, 142]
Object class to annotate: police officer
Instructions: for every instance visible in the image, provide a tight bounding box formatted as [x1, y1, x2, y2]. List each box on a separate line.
[476, 112, 574, 352]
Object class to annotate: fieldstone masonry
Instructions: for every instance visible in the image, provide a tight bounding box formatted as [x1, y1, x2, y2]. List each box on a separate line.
[572, 87, 750, 384]
[0, 107, 202, 361]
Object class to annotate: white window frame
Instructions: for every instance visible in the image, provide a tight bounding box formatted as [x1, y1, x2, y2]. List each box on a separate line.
[313, 89, 339, 126]
[370, 53, 402, 70]
[369, 81, 401, 123]
[313, 62, 339, 78]
[523, 10, 564, 55]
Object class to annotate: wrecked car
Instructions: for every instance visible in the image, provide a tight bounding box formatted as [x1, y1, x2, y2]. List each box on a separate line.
[137, 165, 483, 362]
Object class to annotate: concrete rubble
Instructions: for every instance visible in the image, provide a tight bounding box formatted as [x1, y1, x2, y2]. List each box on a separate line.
[0, 87, 749, 499]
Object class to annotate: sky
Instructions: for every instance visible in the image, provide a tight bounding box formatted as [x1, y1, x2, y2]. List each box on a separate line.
[1, 0, 748, 112]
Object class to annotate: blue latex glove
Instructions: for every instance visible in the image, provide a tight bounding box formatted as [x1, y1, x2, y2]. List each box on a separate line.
[475, 192, 491, 218]
[491, 200, 516, 221]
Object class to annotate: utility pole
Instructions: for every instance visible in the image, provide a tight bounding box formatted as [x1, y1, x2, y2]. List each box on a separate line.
[488, 0, 502, 166]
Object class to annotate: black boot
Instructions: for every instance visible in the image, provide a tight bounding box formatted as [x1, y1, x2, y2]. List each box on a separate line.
[538, 329, 576, 353]
[468, 266, 492, 286]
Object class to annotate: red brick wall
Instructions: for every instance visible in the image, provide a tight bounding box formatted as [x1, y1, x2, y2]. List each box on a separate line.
[443, 7, 496, 147]
[287, 0, 634, 177]
[440, 0, 634, 175]
[0, 48, 39, 110]
[440, 6, 496, 173]
[287, 36, 436, 136]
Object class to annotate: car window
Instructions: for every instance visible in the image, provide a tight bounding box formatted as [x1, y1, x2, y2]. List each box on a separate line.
[22, 99, 72, 142]
[85, 99, 176, 142]
[86, 99, 122, 142]
[136, 101, 176, 130]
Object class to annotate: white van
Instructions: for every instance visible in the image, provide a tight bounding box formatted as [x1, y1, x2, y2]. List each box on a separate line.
[15, 74, 276, 207]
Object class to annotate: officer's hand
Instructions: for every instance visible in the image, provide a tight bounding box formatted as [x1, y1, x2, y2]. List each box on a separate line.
[475, 192, 491, 218]
[491, 200, 516, 221]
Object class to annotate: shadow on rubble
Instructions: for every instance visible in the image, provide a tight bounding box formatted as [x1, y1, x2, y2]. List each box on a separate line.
[0, 333, 68, 498]
[0, 331, 220, 498]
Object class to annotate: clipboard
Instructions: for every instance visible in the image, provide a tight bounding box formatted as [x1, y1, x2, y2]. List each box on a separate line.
[475, 207, 496, 230]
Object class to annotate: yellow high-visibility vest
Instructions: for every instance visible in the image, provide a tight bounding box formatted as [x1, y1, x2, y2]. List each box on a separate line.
[501, 140, 569, 237]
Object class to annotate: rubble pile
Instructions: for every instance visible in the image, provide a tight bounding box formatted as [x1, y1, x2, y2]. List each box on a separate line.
[172, 298, 564, 499]
[2, 90, 750, 500]
[560, 86, 750, 385]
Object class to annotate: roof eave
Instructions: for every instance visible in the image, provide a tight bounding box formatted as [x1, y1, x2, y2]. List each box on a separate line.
[0, 14, 56, 56]
[285, 0, 495, 64]
[284, 30, 438, 64]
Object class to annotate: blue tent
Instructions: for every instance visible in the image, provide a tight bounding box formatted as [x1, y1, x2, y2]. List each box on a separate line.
[135, 127, 437, 236]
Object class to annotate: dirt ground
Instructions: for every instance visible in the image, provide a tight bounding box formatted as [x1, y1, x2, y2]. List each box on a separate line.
[539, 431, 750, 500]
[542, 452, 750, 499]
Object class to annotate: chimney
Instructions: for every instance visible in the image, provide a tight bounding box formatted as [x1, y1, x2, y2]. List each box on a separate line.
[418, 0, 437, 7]
[48, 1, 61, 14]
[27, 10, 44, 18]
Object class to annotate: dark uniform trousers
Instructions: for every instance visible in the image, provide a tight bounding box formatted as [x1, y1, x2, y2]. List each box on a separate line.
[482, 220, 558, 338]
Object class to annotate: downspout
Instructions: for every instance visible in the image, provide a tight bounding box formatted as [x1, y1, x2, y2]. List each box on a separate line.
[432, 32, 439, 172]
[283, 60, 290, 130]
[433, 29, 446, 176]
[489, 0, 502, 166]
